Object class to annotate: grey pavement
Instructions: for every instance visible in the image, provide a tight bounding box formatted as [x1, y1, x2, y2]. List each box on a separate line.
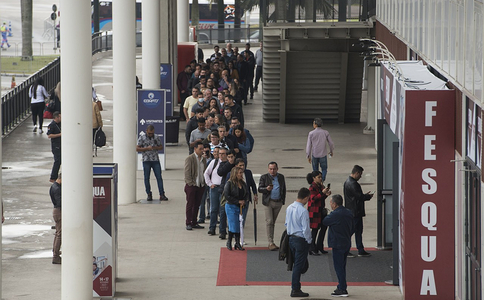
[1, 51, 403, 300]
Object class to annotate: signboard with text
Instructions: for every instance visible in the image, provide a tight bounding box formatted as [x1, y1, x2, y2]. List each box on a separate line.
[137, 90, 166, 170]
[160, 64, 173, 116]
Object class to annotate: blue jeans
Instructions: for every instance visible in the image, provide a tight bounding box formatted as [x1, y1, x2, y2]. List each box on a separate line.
[241, 201, 250, 227]
[209, 186, 222, 231]
[289, 236, 309, 291]
[198, 186, 209, 222]
[353, 217, 364, 252]
[332, 248, 349, 291]
[142, 161, 164, 196]
[225, 203, 241, 233]
[311, 155, 328, 181]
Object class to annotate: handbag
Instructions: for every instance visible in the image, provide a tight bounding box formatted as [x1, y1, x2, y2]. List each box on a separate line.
[96, 100, 103, 111]
[43, 110, 53, 119]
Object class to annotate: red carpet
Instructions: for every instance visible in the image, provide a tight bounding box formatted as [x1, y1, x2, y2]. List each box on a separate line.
[217, 247, 391, 287]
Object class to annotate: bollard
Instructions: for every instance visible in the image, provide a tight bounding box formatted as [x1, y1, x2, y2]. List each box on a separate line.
[8, 21, 12, 37]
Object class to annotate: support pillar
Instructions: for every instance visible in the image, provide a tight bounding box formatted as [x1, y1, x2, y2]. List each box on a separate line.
[364, 63, 376, 134]
[142, 0, 160, 89]
[113, 0, 137, 204]
[177, 0, 189, 42]
[60, 0, 93, 298]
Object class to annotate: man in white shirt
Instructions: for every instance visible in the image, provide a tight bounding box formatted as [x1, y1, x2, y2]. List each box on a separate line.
[204, 147, 226, 235]
[285, 187, 312, 298]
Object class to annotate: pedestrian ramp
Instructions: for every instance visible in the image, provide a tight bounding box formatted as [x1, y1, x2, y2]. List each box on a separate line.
[217, 247, 392, 286]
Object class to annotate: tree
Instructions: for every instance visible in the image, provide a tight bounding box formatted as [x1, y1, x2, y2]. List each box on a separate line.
[21, 0, 33, 60]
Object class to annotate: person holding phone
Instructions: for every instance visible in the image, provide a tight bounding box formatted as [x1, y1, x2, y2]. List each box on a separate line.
[343, 165, 374, 257]
[306, 171, 331, 255]
[259, 161, 286, 251]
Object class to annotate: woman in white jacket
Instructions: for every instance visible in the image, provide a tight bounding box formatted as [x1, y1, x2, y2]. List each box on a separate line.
[29, 78, 49, 133]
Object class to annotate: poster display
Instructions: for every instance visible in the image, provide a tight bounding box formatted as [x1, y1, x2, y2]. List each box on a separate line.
[137, 90, 166, 170]
[160, 64, 173, 116]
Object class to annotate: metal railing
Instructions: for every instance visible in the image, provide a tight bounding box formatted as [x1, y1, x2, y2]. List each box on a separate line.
[1, 32, 114, 136]
[196, 27, 261, 44]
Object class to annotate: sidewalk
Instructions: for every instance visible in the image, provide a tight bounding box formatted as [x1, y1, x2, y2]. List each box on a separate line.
[1, 53, 403, 300]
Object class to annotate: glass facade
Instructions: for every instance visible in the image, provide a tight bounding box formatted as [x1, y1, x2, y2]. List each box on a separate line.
[377, 0, 483, 104]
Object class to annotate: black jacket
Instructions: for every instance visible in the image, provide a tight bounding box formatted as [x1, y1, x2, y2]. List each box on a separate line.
[185, 116, 199, 145]
[279, 230, 309, 273]
[258, 173, 286, 206]
[343, 176, 372, 218]
[223, 180, 249, 206]
[217, 160, 235, 189]
[50, 182, 61, 208]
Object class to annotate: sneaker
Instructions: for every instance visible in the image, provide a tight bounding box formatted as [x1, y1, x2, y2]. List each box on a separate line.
[39, 128, 43, 134]
[147, 193, 153, 201]
[347, 252, 355, 258]
[358, 250, 371, 257]
[331, 289, 348, 297]
[268, 243, 279, 251]
[33, 127, 37, 132]
[160, 194, 168, 201]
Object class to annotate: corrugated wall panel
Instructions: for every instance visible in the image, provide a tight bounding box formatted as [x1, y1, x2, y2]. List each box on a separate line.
[261, 33, 282, 122]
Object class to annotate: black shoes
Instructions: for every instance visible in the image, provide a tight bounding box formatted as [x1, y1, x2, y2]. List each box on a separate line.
[160, 194, 168, 201]
[147, 193, 153, 201]
[309, 250, 321, 256]
[331, 289, 348, 297]
[186, 225, 192, 230]
[219, 233, 226, 240]
[192, 224, 204, 229]
[347, 252, 355, 258]
[320, 249, 328, 254]
[207, 229, 216, 235]
[226, 240, 232, 250]
[290, 290, 309, 297]
[358, 250, 371, 257]
[52, 257, 62, 264]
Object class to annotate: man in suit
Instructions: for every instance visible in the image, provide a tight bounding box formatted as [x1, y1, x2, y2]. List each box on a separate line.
[184, 141, 207, 230]
[323, 194, 354, 297]
[258, 161, 286, 251]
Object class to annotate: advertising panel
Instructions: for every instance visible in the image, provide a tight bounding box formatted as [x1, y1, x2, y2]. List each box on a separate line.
[160, 64, 173, 116]
[401, 90, 455, 299]
[137, 90, 166, 170]
[93, 177, 114, 297]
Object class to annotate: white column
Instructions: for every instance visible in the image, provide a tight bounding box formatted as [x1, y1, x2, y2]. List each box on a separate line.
[142, 0, 160, 89]
[177, 0, 189, 42]
[60, 0, 93, 298]
[113, 0, 137, 205]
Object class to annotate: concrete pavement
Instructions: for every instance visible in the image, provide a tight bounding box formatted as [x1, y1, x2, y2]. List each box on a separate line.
[1, 52, 403, 300]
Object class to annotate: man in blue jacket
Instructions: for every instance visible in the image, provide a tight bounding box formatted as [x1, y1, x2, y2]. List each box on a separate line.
[323, 194, 354, 297]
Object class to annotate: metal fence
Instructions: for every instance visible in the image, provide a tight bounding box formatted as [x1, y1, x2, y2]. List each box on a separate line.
[196, 27, 261, 44]
[1, 32, 114, 136]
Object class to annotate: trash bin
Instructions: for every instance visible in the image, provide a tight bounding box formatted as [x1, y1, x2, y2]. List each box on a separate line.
[166, 116, 180, 145]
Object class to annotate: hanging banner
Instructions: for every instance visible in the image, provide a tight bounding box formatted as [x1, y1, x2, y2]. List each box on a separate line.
[137, 89, 166, 170]
[401, 90, 455, 300]
[160, 64, 173, 116]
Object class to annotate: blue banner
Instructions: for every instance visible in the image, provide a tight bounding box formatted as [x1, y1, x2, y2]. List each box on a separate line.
[160, 64, 173, 116]
[137, 89, 166, 170]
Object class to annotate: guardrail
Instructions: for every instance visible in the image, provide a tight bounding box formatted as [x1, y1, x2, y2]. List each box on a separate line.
[1, 32, 113, 136]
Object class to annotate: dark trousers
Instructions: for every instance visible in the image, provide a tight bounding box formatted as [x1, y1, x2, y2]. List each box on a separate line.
[332, 248, 349, 291]
[31, 102, 45, 127]
[179, 92, 189, 120]
[248, 74, 254, 97]
[50, 146, 61, 180]
[353, 217, 364, 252]
[198, 186, 209, 222]
[184, 184, 205, 226]
[310, 224, 328, 252]
[254, 66, 262, 89]
[289, 236, 309, 291]
[52, 208, 61, 258]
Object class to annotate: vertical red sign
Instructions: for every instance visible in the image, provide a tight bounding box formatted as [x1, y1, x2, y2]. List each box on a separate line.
[402, 90, 455, 299]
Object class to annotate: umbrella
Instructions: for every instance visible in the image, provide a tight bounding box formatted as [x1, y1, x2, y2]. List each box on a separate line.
[239, 204, 244, 245]
[253, 201, 257, 245]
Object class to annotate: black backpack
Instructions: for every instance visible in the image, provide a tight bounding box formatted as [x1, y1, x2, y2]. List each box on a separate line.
[95, 128, 106, 147]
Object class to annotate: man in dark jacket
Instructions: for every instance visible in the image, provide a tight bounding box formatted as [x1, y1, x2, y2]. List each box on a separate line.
[177, 65, 192, 120]
[258, 161, 286, 251]
[50, 174, 62, 264]
[224, 94, 244, 127]
[343, 165, 374, 257]
[323, 194, 354, 297]
[235, 54, 250, 105]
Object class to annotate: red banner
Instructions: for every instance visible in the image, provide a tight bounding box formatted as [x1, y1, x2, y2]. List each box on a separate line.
[401, 90, 455, 299]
